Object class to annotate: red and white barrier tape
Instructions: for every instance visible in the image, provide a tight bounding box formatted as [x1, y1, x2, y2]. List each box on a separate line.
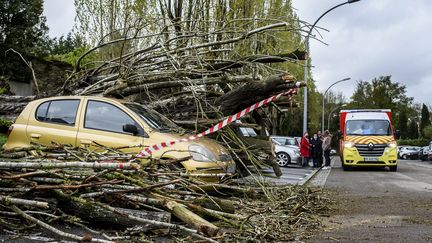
[136, 82, 301, 158]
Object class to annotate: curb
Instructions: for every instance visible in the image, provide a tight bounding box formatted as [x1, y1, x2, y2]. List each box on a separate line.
[304, 157, 337, 187]
[300, 167, 322, 185]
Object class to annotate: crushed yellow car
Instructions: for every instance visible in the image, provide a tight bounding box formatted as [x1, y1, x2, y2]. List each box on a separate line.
[3, 96, 236, 182]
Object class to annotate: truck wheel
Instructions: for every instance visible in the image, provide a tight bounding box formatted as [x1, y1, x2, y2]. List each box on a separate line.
[342, 162, 350, 171]
[276, 152, 290, 167]
[389, 165, 397, 172]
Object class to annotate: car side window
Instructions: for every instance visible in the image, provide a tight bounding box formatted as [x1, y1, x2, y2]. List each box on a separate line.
[286, 138, 295, 146]
[84, 100, 143, 135]
[36, 100, 80, 125]
[36, 102, 49, 121]
[273, 138, 285, 145]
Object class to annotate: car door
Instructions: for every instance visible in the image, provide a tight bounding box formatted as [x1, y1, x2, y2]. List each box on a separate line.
[76, 99, 145, 152]
[26, 99, 81, 146]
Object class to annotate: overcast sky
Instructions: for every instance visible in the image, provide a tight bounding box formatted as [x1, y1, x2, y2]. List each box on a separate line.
[43, 0, 430, 106]
[292, 0, 431, 106]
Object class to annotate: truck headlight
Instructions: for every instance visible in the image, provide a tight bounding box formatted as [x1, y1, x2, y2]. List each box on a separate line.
[387, 141, 397, 148]
[188, 144, 217, 162]
[344, 141, 355, 148]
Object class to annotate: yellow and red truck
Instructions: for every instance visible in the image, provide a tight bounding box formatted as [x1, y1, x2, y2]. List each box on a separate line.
[339, 109, 399, 171]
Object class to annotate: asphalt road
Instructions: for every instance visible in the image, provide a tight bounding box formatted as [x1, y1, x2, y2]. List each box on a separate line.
[309, 158, 432, 243]
[237, 164, 318, 185]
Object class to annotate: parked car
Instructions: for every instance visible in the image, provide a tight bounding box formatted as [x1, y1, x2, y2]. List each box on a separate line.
[3, 96, 236, 182]
[418, 146, 430, 161]
[398, 146, 421, 160]
[235, 124, 257, 137]
[270, 136, 301, 166]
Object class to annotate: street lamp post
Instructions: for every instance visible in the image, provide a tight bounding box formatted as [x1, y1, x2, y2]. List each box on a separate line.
[321, 77, 351, 132]
[303, 0, 361, 134]
[328, 104, 348, 131]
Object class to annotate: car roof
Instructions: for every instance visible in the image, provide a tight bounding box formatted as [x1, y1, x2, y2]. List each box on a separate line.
[270, 136, 296, 139]
[33, 96, 127, 104]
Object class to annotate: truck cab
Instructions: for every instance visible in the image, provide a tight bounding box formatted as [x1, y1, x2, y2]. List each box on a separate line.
[339, 109, 398, 171]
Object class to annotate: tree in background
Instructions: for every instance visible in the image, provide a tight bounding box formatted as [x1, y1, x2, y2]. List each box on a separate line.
[423, 125, 432, 140]
[349, 76, 414, 131]
[0, 0, 49, 82]
[50, 33, 85, 55]
[398, 109, 408, 139]
[420, 104, 431, 137]
[74, 0, 311, 136]
[407, 120, 419, 139]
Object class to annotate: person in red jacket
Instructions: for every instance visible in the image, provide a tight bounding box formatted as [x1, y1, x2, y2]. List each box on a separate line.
[300, 132, 311, 167]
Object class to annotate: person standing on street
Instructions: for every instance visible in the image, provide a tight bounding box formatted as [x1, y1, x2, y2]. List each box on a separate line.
[310, 133, 323, 168]
[317, 130, 324, 167]
[322, 130, 332, 169]
[300, 132, 311, 167]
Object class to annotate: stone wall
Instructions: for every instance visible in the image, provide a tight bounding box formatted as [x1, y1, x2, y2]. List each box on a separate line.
[6, 57, 73, 96]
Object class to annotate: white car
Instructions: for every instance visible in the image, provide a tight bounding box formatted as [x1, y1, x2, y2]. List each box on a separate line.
[270, 136, 301, 166]
[398, 146, 421, 160]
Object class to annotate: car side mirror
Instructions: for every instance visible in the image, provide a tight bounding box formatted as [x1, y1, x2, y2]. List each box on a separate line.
[123, 124, 138, 135]
[394, 130, 401, 139]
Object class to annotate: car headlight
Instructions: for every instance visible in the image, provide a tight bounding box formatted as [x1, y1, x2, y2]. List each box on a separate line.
[188, 144, 217, 162]
[294, 149, 300, 156]
[387, 141, 397, 148]
[344, 141, 355, 148]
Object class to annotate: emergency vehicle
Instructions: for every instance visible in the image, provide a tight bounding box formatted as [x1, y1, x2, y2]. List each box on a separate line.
[339, 109, 399, 171]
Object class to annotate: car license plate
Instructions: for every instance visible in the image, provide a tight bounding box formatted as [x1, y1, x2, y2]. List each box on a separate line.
[226, 164, 236, 173]
[364, 157, 379, 161]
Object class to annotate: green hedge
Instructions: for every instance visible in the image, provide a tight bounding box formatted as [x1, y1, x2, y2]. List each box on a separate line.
[0, 119, 13, 133]
[0, 134, 6, 147]
[397, 138, 430, 147]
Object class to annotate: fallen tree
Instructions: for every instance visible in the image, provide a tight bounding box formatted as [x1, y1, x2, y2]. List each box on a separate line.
[0, 144, 333, 242]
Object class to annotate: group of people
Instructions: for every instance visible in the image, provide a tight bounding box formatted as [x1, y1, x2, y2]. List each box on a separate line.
[300, 130, 332, 169]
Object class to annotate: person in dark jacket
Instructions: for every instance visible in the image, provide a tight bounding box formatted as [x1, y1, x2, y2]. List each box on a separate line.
[300, 132, 311, 167]
[310, 133, 323, 168]
[317, 130, 324, 167]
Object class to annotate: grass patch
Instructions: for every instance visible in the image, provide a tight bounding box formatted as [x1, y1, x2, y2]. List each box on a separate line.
[0, 133, 6, 147]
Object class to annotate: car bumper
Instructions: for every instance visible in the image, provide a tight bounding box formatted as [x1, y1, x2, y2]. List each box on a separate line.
[342, 147, 398, 167]
[290, 153, 301, 164]
[181, 159, 236, 183]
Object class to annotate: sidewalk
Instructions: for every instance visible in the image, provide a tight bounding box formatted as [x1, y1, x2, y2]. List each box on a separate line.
[235, 165, 320, 186]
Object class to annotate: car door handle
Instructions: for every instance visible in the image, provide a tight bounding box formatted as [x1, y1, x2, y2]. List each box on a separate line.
[80, 139, 92, 145]
[30, 134, 41, 139]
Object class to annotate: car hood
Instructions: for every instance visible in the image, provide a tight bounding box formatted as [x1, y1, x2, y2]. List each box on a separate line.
[146, 131, 228, 159]
[345, 135, 395, 144]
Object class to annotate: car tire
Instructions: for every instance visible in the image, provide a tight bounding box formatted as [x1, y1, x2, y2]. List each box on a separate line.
[402, 154, 407, 160]
[342, 162, 350, 171]
[389, 165, 397, 172]
[276, 152, 290, 167]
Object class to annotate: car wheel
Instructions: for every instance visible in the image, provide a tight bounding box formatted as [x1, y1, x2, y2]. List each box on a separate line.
[341, 162, 350, 171]
[389, 165, 397, 172]
[402, 154, 407, 160]
[276, 152, 290, 167]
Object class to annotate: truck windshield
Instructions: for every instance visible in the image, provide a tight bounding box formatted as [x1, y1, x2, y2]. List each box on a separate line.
[346, 120, 391, 136]
[125, 103, 184, 133]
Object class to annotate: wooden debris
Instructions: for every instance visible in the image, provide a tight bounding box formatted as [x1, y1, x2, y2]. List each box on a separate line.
[0, 145, 333, 241]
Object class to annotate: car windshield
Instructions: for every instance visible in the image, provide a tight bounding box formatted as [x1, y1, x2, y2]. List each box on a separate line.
[239, 127, 258, 137]
[346, 120, 391, 136]
[272, 137, 297, 146]
[125, 103, 184, 133]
